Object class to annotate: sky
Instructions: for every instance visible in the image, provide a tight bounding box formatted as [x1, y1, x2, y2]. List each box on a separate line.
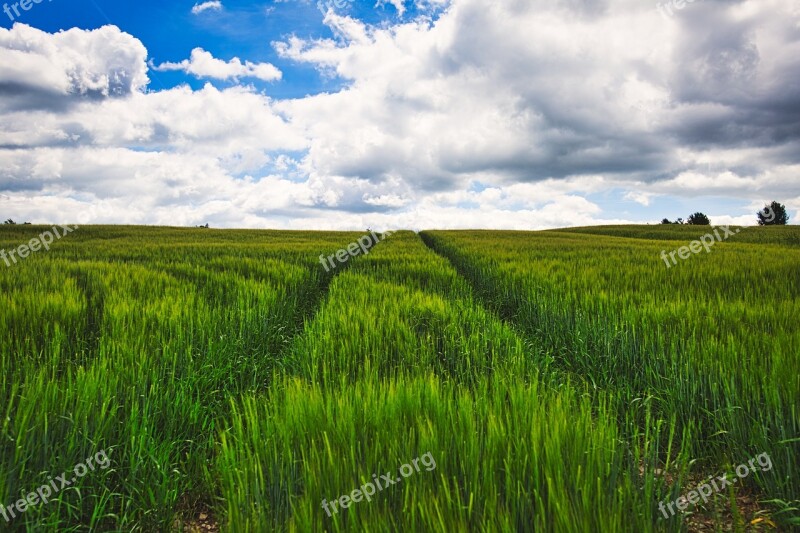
[0, 0, 798, 230]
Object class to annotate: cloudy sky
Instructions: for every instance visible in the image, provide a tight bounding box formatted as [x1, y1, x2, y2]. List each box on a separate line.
[1, 0, 798, 230]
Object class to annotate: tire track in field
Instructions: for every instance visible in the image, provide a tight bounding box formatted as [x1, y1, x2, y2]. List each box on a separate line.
[70, 267, 105, 360]
[419, 231, 640, 391]
[417, 231, 563, 381]
[276, 234, 393, 359]
[65, 236, 367, 383]
[418, 232, 525, 322]
[419, 231, 520, 322]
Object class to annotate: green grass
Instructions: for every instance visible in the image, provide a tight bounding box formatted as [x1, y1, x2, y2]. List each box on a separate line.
[422, 228, 800, 527]
[1, 225, 797, 531]
[557, 224, 800, 246]
[218, 232, 664, 532]
[1, 226, 357, 531]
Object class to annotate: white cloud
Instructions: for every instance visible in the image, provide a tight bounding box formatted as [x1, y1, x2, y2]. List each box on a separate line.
[1, 0, 799, 228]
[362, 193, 411, 207]
[624, 191, 654, 206]
[380, 0, 406, 16]
[151, 48, 282, 82]
[0, 24, 148, 99]
[191, 1, 222, 15]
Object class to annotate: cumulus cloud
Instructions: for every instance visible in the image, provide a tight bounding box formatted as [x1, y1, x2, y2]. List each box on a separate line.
[624, 191, 654, 207]
[191, 1, 222, 15]
[0, 23, 148, 110]
[273, 0, 800, 208]
[1, 0, 799, 228]
[151, 48, 282, 82]
[379, 0, 407, 16]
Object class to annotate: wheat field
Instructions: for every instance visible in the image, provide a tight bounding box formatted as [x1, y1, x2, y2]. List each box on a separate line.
[1, 225, 797, 531]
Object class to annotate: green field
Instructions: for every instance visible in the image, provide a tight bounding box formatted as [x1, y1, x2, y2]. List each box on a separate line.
[1, 225, 798, 532]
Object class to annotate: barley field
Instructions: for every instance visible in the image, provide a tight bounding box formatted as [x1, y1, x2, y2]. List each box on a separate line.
[0, 225, 798, 532]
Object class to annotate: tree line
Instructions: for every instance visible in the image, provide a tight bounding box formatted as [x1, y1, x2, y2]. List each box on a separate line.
[661, 201, 790, 226]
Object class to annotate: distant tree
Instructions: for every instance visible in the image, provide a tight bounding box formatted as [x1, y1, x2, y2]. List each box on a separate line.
[687, 212, 710, 225]
[757, 201, 789, 226]
[675, 218, 684, 225]
[3, 219, 16, 225]
[661, 218, 672, 224]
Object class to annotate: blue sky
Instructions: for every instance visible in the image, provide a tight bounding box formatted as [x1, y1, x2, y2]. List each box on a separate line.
[2, 0, 440, 96]
[0, 0, 798, 229]
[4, 0, 365, 95]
